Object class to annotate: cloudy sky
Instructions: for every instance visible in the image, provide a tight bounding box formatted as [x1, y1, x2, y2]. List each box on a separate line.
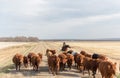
[0, 0, 120, 39]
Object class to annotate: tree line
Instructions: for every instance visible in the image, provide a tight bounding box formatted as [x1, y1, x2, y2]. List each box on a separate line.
[0, 36, 40, 42]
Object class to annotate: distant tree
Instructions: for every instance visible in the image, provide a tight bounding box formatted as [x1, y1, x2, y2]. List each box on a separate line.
[28, 37, 39, 42]
[0, 36, 40, 42]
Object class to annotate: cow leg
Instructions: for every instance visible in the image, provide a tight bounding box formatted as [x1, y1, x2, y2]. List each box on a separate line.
[83, 66, 85, 75]
[63, 64, 65, 71]
[88, 70, 90, 76]
[55, 68, 58, 75]
[69, 63, 72, 70]
[48, 66, 51, 74]
[79, 66, 83, 73]
[75, 63, 76, 67]
[30, 58, 32, 66]
[19, 63, 21, 71]
[92, 70, 96, 78]
[33, 65, 35, 71]
[53, 67, 56, 76]
[15, 64, 18, 70]
[59, 64, 61, 71]
[29, 58, 31, 66]
[36, 65, 38, 71]
[76, 64, 78, 69]
[60, 63, 64, 71]
[51, 67, 54, 75]
[55, 66, 59, 75]
[75, 61, 77, 67]
[19, 65, 20, 71]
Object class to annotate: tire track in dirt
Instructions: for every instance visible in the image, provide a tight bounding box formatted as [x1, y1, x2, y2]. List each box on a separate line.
[1, 41, 119, 78]
[0, 43, 38, 70]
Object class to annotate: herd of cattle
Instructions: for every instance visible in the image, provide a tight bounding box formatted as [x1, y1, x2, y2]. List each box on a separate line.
[12, 43, 119, 78]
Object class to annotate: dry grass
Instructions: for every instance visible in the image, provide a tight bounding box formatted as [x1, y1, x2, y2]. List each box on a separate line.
[0, 41, 120, 78]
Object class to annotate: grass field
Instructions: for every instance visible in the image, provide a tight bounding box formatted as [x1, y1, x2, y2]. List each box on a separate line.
[0, 41, 120, 78]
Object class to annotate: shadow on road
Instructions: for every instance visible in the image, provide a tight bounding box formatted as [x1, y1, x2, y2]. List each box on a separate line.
[1, 64, 82, 77]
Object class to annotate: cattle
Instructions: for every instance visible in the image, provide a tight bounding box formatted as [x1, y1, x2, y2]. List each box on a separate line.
[46, 49, 56, 55]
[58, 53, 68, 71]
[75, 54, 85, 71]
[98, 54, 107, 60]
[74, 53, 80, 67]
[27, 52, 36, 66]
[92, 53, 107, 60]
[12, 53, 23, 71]
[31, 54, 42, 71]
[66, 54, 74, 70]
[98, 61, 117, 78]
[48, 55, 60, 75]
[23, 56, 29, 68]
[45, 49, 53, 59]
[38, 53, 42, 60]
[82, 57, 100, 78]
[46, 49, 56, 59]
[80, 50, 92, 58]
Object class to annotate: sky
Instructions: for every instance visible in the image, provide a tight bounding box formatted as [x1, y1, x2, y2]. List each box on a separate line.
[0, 0, 120, 39]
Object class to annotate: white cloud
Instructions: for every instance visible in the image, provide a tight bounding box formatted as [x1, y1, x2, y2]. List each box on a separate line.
[0, 0, 49, 16]
[1, 0, 120, 39]
[43, 12, 120, 28]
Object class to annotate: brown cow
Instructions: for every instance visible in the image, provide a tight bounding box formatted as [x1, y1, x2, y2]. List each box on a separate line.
[80, 50, 92, 58]
[38, 53, 42, 60]
[12, 53, 23, 71]
[73, 52, 80, 67]
[58, 53, 68, 71]
[98, 61, 117, 78]
[46, 49, 56, 55]
[48, 55, 60, 75]
[46, 50, 53, 58]
[27, 52, 36, 66]
[98, 54, 107, 60]
[82, 57, 100, 78]
[23, 56, 29, 68]
[76, 54, 85, 71]
[66, 54, 74, 70]
[31, 54, 42, 71]
[92, 53, 107, 60]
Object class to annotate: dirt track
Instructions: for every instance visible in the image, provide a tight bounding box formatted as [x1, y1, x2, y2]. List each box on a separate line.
[0, 41, 120, 78]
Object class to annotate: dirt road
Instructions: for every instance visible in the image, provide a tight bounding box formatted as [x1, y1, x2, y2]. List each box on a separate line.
[0, 41, 119, 78]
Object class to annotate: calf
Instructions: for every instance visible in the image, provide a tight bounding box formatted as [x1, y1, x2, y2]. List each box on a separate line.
[12, 53, 23, 71]
[66, 54, 74, 70]
[46, 49, 56, 59]
[38, 53, 42, 60]
[92, 53, 107, 60]
[27, 52, 36, 66]
[58, 53, 68, 71]
[82, 57, 100, 78]
[80, 50, 91, 58]
[98, 61, 116, 78]
[23, 56, 29, 68]
[74, 53, 79, 67]
[76, 54, 85, 71]
[31, 54, 42, 71]
[48, 55, 60, 75]
[46, 49, 56, 55]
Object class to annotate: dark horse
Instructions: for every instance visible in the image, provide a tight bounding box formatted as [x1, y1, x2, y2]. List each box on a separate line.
[61, 42, 71, 51]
